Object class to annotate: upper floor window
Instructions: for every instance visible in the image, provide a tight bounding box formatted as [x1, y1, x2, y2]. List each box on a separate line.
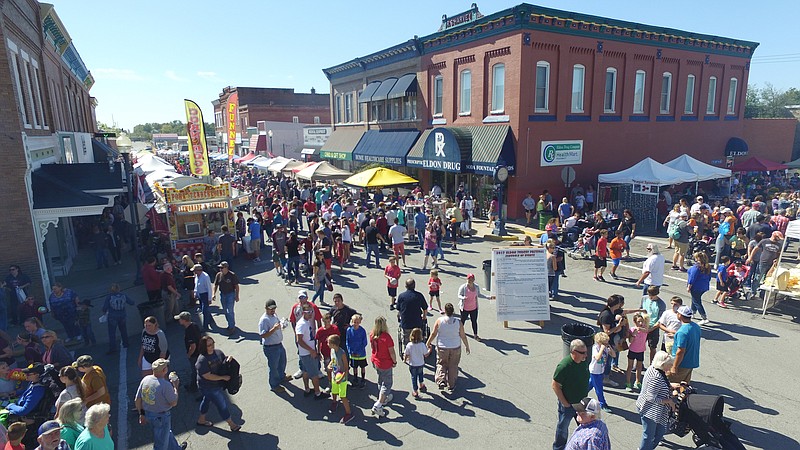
[7, 40, 30, 128]
[633, 70, 646, 114]
[727, 78, 738, 115]
[292, 116, 299, 124]
[535, 61, 550, 112]
[604, 68, 617, 113]
[357, 90, 364, 122]
[459, 70, 471, 114]
[433, 76, 443, 116]
[684, 75, 696, 114]
[314, 116, 320, 124]
[491, 63, 505, 113]
[334, 95, 341, 123]
[707, 76, 717, 114]
[571, 64, 585, 113]
[660, 72, 672, 114]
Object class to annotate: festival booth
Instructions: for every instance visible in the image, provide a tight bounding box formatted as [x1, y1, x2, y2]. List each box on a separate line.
[597, 157, 696, 232]
[152, 179, 250, 258]
[268, 158, 301, 174]
[664, 154, 732, 196]
[244, 155, 271, 167]
[295, 161, 352, 182]
[134, 154, 175, 175]
[234, 152, 257, 165]
[759, 220, 800, 317]
[730, 156, 788, 173]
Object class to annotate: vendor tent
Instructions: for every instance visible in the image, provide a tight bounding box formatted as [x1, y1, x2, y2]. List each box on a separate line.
[234, 152, 257, 164]
[267, 157, 299, 173]
[730, 156, 788, 172]
[245, 155, 271, 166]
[663, 154, 731, 181]
[784, 157, 800, 169]
[598, 157, 697, 185]
[210, 152, 229, 161]
[295, 161, 353, 181]
[343, 167, 418, 188]
[134, 154, 174, 175]
[278, 160, 304, 175]
[252, 157, 275, 170]
[291, 161, 319, 174]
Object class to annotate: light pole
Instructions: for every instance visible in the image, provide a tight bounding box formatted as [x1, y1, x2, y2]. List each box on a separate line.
[116, 133, 143, 285]
[268, 130, 273, 157]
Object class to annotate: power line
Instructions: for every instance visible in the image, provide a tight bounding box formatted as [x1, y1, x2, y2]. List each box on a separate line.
[751, 52, 800, 59]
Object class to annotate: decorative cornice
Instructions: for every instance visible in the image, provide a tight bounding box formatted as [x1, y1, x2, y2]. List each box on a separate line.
[486, 47, 511, 58]
[569, 46, 594, 55]
[454, 55, 476, 65]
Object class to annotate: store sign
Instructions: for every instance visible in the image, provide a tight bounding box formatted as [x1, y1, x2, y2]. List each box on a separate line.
[319, 150, 353, 161]
[353, 153, 404, 166]
[631, 182, 660, 195]
[177, 201, 229, 213]
[408, 128, 463, 172]
[231, 195, 250, 207]
[303, 127, 332, 147]
[164, 183, 231, 203]
[540, 140, 583, 167]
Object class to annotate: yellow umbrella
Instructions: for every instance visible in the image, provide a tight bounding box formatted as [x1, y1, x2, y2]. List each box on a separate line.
[343, 167, 418, 188]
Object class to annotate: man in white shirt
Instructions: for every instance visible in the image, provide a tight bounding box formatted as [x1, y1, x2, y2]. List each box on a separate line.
[635, 244, 665, 294]
[259, 299, 291, 393]
[192, 264, 216, 331]
[658, 297, 684, 354]
[689, 196, 710, 215]
[388, 218, 407, 266]
[296, 305, 327, 400]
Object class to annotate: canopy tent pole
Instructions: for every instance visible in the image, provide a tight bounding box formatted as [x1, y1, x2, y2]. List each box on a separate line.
[762, 243, 786, 318]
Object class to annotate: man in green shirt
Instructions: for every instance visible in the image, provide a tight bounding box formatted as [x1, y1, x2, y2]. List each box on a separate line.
[552, 339, 590, 450]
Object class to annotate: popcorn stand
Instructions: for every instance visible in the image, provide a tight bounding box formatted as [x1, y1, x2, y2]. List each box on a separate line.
[154, 180, 249, 258]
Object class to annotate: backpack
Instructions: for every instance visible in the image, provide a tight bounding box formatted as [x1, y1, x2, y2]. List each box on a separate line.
[670, 222, 684, 240]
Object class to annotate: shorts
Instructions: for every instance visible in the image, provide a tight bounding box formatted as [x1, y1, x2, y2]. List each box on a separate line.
[375, 367, 393, 395]
[299, 354, 322, 378]
[330, 377, 348, 398]
[392, 243, 405, 255]
[646, 329, 660, 349]
[675, 242, 689, 254]
[594, 257, 607, 268]
[250, 238, 261, 249]
[612, 258, 621, 267]
[141, 358, 153, 371]
[388, 287, 398, 297]
[351, 357, 367, 369]
[716, 280, 727, 291]
[425, 248, 436, 256]
[324, 258, 332, 270]
[627, 350, 644, 362]
[668, 367, 693, 383]
[429, 291, 440, 298]
[525, 209, 535, 214]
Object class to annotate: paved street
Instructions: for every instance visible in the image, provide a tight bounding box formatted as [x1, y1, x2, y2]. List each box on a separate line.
[97, 230, 799, 450]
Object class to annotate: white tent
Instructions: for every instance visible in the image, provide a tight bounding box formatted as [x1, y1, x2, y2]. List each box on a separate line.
[245, 155, 271, 166]
[663, 154, 731, 181]
[295, 161, 353, 181]
[252, 157, 275, 170]
[134, 154, 174, 175]
[267, 158, 299, 173]
[598, 157, 697, 185]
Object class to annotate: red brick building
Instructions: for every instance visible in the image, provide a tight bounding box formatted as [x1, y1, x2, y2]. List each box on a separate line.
[323, 4, 791, 222]
[213, 86, 330, 159]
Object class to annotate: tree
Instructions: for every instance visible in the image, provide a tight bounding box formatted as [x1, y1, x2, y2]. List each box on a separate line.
[745, 83, 797, 119]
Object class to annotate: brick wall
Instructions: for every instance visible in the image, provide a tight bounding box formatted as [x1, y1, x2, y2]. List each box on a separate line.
[742, 118, 798, 164]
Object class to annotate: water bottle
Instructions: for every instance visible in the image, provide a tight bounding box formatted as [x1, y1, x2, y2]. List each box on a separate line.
[169, 371, 179, 384]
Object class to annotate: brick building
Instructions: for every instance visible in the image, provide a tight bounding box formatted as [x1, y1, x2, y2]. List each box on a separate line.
[322, 4, 796, 221]
[2, 1, 123, 299]
[212, 86, 330, 160]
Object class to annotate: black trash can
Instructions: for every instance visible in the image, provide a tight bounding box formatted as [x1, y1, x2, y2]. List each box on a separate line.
[561, 323, 596, 358]
[137, 300, 166, 328]
[482, 259, 492, 291]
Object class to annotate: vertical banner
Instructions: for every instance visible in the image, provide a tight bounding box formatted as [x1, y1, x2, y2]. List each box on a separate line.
[184, 99, 210, 176]
[227, 92, 238, 161]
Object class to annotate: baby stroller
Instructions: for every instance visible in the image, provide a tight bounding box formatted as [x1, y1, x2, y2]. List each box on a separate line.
[724, 261, 750, 301]
[688, 233, 715, 261]
[565, 227, 597, 260]
[671, 385, 746, 449]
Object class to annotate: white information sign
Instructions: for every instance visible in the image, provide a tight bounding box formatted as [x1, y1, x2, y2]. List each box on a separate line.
[491, 248, 551, 322]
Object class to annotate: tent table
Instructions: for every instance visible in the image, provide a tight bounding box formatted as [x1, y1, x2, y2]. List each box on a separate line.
[757, 286, 799, 317]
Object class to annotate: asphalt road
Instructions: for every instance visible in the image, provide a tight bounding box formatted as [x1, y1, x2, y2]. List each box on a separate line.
[114, 232, 799, 450]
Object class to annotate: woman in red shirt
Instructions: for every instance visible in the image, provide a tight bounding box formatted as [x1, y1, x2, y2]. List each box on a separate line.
[369, 316, 396, 417]
[594, 229, 609, 282]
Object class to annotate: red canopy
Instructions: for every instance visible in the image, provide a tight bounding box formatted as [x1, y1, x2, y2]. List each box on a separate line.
[234, 152, 257, 163]
[730, 156, 788, 172]
[291, 161, 319, 173]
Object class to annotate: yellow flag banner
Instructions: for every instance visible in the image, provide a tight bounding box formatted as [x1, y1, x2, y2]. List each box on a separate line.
[184, 99, 210, 176]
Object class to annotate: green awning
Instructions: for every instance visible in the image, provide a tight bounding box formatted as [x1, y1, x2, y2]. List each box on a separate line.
[465, 125, 516, 175]
[319, 129, 364, 161]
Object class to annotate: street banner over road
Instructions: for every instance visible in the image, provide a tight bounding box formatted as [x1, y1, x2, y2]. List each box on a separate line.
[184, 99, 210, 176]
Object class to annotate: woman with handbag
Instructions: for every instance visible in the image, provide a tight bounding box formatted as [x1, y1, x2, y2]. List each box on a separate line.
[311, 251, 329, 305]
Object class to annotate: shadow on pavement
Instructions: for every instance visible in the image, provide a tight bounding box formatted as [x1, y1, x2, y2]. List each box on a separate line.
[479, 337, 529, 356]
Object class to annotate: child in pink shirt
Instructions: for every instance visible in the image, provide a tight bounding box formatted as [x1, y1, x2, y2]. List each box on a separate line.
[625, 312, 649, 391]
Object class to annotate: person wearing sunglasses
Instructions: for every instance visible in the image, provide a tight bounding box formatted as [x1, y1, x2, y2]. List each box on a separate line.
[552, 339, 590, 450]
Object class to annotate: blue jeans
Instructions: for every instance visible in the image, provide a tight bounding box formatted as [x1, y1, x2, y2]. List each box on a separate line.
[95, 249, 109, 268]
[199, 386, 230, 420]
[220, 292, 236, 329]
[312, 282, 326, 304]
[263, 344, 287, 389]
[144, 410, 182, 450]
[587, 372, 608, 407]
[417, 229, 425, 247]
[80, 324, 96, 345]
[409, 365, 424, 392]
[366, 243, 380, 267]
[639, 415, 667, 450]
[197, 292, 215, 330]
[55, 313, 81, 339]
[286, 255, 301, 281]
[690, 290, 707, 319]
[107, 314, 129, 351]
[553, 402, 577, 450]
[549, 273, 561, 297]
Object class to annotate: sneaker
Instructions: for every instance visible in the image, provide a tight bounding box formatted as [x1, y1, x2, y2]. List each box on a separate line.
[371, 405, 383, 417]
[419, 383, 427, 393]
[314, 392, 330, 400]
[341, 413, 354, 424]
[625, 383, 634, 392]
[603, 378, 619, 388]
[292, 370, 304, 379]
[601, 405, 613, 413]
[598, 276, 607, 282]
[712, 299, 718, 304]
[635, 382, 642, 390]
[718, 301, 728, 308]
[384, 393, 393, 405]
[611, 274, 619, 280]
[699, 319, 711, 325]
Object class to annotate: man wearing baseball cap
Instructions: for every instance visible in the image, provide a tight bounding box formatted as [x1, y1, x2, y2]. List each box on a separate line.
[6, 363, 47, 418]
[668, 305, 701, 383]
[212, 261, 240, 335]
[671, 212, 690, 272]
[36, 420, 69, 450]
[565, 397, 611, 450]
[289, 290, 321, 379]
[134, 358, 188, 450]
[259, 299, 291, 393]
[749, 230, 784, 297]
[175, 311, 203, 393]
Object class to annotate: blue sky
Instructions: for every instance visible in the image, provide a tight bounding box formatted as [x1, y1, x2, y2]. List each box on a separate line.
[53, 0, 799, 130]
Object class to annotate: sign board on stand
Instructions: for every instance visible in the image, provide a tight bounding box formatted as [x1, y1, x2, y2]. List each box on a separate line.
[491, 247, 551, 328]
[561, 166, 576, 187]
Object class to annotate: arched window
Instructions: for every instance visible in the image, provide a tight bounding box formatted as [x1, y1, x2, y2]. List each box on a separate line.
[707, 76, 717, 114]
[727, 78, 738, 115]
[571, 64, 585, 113]
[535, 61, 550, 112]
